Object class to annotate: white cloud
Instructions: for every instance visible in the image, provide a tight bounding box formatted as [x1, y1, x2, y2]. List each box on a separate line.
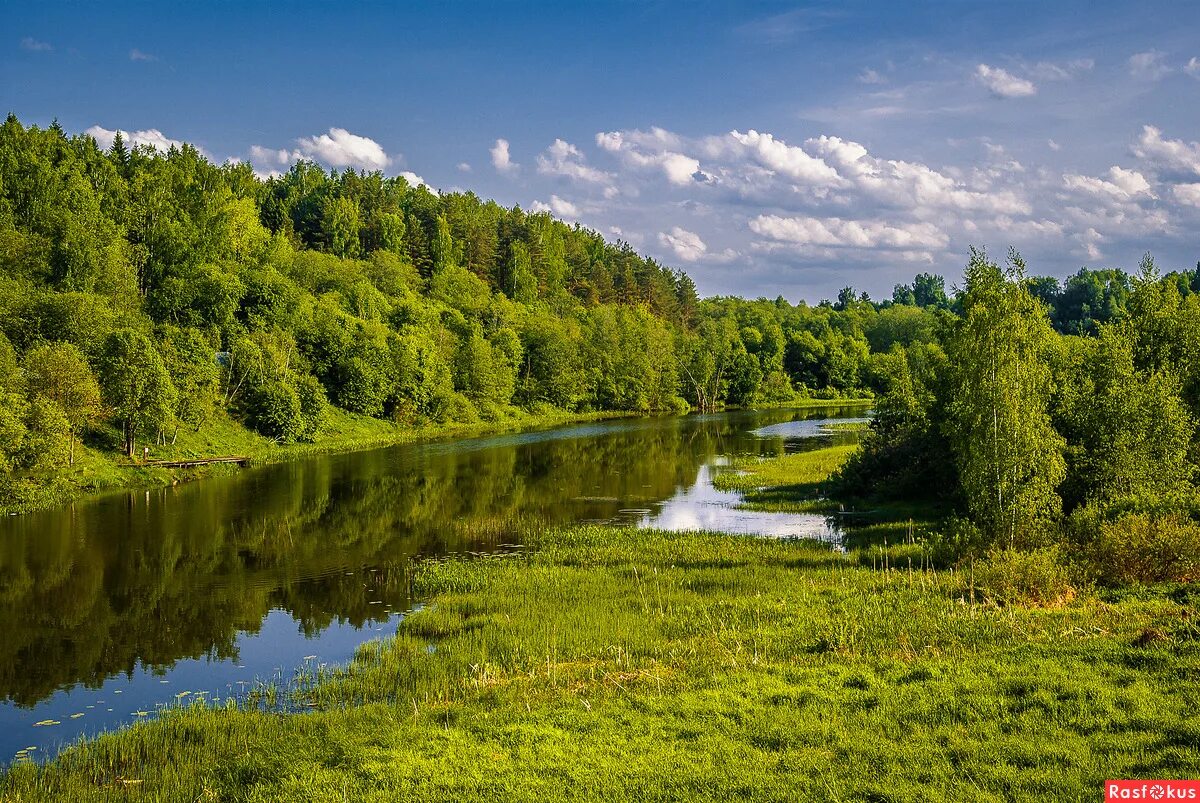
[457, 162, 472, 173]
[530, 195, 579, 218]
[84, 125, 188, 153]
[714, 129, 842, 185]
[1129, 50, 1172, 79]
[129, 48, 158, 62]
[1080, 227, 1106, 261]
[807, 134, 1030, 215]
[1048, 139, 1062, 151]
[1173, 183, 1200, 207]
[750, 214, 949, 250]
[1063, 166, 1155, 200]
[975, 64, 1036, 98]
[1133, 125, 1200, 177]
[294, 128, 391, 171]
[536, 138, 614, 186]
[399, 171, 431, 190]
[20, 37, 51, 52]
[1185, 57, 1200, 78]
[857, 68, 886, 85]
[490, 138, 518, 174]
[658, 227, 709, 262]
[597, 128, 704, 186]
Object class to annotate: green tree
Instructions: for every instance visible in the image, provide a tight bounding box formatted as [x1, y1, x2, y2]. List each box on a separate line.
[945, 250, 1065, 548]
[22, 342, 104, 464]
[98, 329, 177, 457]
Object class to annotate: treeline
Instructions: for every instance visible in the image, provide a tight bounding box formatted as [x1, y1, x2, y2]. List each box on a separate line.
[0, 116, 903, 498]
[837, 249, 1200, 587]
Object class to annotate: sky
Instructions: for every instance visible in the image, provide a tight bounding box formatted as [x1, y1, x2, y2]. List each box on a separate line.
[3, 0, 1199, 302]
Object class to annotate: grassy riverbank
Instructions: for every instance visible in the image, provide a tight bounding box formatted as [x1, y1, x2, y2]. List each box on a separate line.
[4, 445, 1197, 801]
[3, 400, 873, 516]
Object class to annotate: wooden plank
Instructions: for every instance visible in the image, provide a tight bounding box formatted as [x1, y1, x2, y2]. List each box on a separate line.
[140, 456, 250, 468]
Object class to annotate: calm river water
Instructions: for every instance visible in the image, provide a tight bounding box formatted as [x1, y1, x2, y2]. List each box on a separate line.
[0, 405, 865, 761]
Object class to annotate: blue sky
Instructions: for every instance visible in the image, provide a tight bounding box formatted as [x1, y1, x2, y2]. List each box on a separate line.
[4, 1, 1199, 301]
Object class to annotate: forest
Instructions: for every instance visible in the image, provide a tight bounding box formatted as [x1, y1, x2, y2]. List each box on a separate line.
[4, 114, 1200, 578]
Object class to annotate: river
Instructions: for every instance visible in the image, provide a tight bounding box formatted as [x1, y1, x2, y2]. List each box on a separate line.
[0, 405, 865, 762]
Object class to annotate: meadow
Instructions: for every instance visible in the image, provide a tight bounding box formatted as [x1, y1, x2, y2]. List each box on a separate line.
[3, 444, 1197, 802]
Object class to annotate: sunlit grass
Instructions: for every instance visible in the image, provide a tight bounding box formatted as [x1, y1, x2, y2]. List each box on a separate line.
[3, 523, 1197, 801]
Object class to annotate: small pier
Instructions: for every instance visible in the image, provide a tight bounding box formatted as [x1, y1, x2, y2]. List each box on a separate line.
[141, 456, 251, 468]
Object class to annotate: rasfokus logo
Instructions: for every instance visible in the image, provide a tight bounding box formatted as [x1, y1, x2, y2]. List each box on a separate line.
[1107, 781, 1200, 800]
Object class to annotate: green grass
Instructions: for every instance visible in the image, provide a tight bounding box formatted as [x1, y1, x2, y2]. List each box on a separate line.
[3, 525, 1197, 801]
[711, 445, 858, 515]
[746, 396, 874, 411]
[713, 445, 944, 546]
[5, 431, 1195, 800]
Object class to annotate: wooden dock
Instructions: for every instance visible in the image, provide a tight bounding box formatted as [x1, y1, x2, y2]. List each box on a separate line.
[141, 456, 251, 468]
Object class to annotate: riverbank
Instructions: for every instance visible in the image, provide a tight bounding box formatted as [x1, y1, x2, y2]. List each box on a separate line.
[1, 399, 874, 517]
[4, 443, 1196, 801]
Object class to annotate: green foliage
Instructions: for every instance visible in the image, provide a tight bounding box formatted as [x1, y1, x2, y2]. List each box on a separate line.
[1078, 512, 1200, 585]
[945, 249, 1065, 548]
[21, 341, 103, 463]
[974, 547, 1075, 607]
[246, 379, 304, 442]
[97, 329, 177, 457]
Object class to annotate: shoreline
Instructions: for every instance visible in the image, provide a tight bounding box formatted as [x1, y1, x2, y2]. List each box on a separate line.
[3, 398, 874, 517]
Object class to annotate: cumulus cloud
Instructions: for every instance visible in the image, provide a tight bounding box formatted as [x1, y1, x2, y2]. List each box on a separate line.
[1063, 166, 1155, 200]
[457, 162, 472, 173]
[531, 195, 580, 218]
[597, 128, 705, 186]
[84, 125, 188, 153]
[1185, 57, 1200, 78]
[750, 214, 949, 250]
[658, 227, 709, 261]
[806, 134, 1030, 215]
[396, 171, 433, 191]
[1173, 183, 1200, 207]
[129, 48, 158, 62]
[1133, 125, 1200, 177]
[294, 128, 391, 171]
[712, 129, 842, 185]
[1128, 50, 1172, 79]
[975, 64, 1036, 98]
[20, 37, 52, 52]
[490, 138, 518, 174]
[857, 68, 886, 84]
[536, 138, 614, 187]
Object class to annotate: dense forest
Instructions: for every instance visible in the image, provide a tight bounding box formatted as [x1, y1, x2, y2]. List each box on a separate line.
[3, 114, 1200, 565]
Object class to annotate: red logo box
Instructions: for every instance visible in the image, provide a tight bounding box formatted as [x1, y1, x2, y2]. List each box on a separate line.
[1107, 781, 1200, 800]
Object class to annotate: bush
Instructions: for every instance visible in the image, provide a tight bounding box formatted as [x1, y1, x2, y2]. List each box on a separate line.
[294, 374, 327, 442]
[1084, 513, 1200, 585]
[974, 547, 1075, 607]
[246, 379, 303, 442]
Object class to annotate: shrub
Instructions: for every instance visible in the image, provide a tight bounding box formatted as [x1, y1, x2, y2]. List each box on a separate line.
[1085, 513, 1200, 585]
[294, 374, 327, 442]
[246, 379, 302, 442]
[974, 547, 1075, 607]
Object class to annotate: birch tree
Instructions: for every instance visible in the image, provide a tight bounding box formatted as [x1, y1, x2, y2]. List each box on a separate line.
[945, 249, 1065, 548]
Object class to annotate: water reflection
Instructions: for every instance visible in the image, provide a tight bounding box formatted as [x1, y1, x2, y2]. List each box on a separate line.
[0, 405, 864, 760]
[637, 463, 840, 540]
